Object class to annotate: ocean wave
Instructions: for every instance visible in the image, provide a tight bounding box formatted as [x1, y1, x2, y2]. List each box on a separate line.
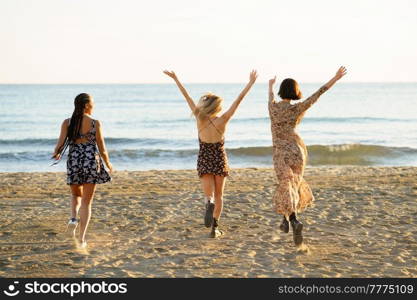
[136, 116, 417, 123]
[0, 137, 172, 146]
[2, 116, 415, 129]
[304, 117, 417, 123]
[234, 116, 417, 123]
[0, 151, 48, 161]
[104, 144, 417, 166]
[228, 144, 417, 165]
[1, 144, 416, 166]
[307, 144, 417, 165]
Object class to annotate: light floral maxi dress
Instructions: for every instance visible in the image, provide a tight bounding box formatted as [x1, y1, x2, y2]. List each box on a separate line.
[269, 86, 328, 216]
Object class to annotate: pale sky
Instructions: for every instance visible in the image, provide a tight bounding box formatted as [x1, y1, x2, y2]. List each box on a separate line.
[1, 0, 416, 83]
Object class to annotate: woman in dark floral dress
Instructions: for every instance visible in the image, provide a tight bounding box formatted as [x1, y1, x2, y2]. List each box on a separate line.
[52, 93, 113, 248]
[164, 70, 257, 237]
[268, 67, 347, 246]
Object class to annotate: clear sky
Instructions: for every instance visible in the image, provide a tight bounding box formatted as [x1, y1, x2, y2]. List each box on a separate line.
[1, 0, 416, 83]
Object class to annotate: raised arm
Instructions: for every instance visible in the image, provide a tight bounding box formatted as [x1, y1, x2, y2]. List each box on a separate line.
[95, 120, 113, 173]
[52, 119, 68, 160]
[296, 66, 347, 113]
[163, 70, 196, 114]
[268, 76, 277, 112]
[222, 70, 258, 121]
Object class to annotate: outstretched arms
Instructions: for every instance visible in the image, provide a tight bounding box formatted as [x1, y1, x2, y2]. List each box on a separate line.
[222, 70, 258, 121]
[296, 66, 347, 113]
[163, 70, 196, 114]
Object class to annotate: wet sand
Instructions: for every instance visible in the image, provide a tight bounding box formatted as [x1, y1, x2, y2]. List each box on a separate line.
[0, 167, 416, 277]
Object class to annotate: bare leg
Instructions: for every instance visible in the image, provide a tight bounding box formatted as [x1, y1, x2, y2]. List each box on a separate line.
[69, 184, 82, 219]
[200, 174, 215, 202]
[201, 174, 215, 227]
[213, 175, 226, 220]
[79, 183, 96, 243]
[209, 175, 226, 238]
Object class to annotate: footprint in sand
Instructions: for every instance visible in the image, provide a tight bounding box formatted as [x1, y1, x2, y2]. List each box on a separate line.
[45, 231, 58, 237]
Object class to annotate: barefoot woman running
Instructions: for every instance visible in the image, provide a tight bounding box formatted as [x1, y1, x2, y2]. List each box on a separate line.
[268, 66, 347, 246]
[164, 70, 258, 237]
[52, 93, 113, 248]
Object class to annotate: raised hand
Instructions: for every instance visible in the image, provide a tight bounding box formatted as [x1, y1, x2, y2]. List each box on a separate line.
[269, 76, 276, 86]
[297, 65, 348, 112]
[335, 66, 347, 80]
[223, 70, 258, 121]
[163, 70, 196, 113]
[163, 70, 178, 80]
[249, 70, 258, 84]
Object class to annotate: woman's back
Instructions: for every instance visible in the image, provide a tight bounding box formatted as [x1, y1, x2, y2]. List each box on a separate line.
[197, 117, 226, 143]
[68, 116, 96, 144]
[269, 101, 302, 138]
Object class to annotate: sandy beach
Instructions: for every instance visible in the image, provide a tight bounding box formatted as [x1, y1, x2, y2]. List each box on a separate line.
[0, 166, 416, 278]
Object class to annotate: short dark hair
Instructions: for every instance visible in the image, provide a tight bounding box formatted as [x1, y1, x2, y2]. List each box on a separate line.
[278, 78, 302, 100]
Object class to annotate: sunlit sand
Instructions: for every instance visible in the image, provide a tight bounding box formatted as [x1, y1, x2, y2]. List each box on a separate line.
[0, 167, 416, 277]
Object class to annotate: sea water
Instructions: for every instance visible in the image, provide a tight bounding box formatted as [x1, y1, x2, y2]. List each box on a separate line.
[0, 83, 416, 172]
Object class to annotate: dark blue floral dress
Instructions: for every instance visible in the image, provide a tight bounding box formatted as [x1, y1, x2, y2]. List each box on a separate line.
[67, 119, 111, 185]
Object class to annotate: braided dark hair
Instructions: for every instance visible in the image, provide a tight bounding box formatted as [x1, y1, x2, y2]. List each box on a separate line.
[53, 93, 92, 164]
[67, 93, 91, 142]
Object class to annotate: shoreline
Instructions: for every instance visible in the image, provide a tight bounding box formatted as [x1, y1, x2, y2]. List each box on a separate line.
[0, 166, 416, 277]
[2, 142, 417, 173]
[1, 164, 416, 174]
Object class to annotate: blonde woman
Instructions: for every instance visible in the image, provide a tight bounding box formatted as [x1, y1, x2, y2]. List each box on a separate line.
[164, 70, 258, 237]
[268, 67, 347, 246]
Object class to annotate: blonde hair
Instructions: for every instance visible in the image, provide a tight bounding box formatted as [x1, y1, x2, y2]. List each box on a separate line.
[193, 93, 223, 120]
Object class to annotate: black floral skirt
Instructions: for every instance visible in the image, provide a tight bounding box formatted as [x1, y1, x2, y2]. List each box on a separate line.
[197, 139, 229, 177]
[67, 142, 111, 185]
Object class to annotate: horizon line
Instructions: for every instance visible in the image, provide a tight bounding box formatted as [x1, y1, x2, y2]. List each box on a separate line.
[1, 81, 417, 85]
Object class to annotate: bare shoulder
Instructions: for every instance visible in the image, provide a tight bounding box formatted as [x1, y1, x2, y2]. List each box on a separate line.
[62, 118, 70, 127]
[214, 114, 227, 125]
[94, 119, 102, 127]
[271, 99, 285, 107]
[219, 111, 232, 121]
[274, 100, 298, 112]
[196, 117, 208, 130]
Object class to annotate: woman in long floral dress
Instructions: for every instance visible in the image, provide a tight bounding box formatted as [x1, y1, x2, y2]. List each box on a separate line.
[268, 66, 347, 245]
